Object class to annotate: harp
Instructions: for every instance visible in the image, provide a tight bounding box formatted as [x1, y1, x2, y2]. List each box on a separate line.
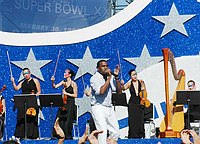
[159, 48, 185, 138]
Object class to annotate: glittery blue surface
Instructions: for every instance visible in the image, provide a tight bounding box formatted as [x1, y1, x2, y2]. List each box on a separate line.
[0, 0, 200, 141]
[0, 138, 183, 144]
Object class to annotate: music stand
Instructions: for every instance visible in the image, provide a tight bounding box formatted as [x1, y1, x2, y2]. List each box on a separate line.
[39, 94, 62, 138]
[176, 90, 200, 129]
[144, 103, 153, 121]
[112, 93, 128, 110]
[14, 94, 38, 140]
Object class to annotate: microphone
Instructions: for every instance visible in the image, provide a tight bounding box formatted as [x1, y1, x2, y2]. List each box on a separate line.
[110, 71, 118, 77]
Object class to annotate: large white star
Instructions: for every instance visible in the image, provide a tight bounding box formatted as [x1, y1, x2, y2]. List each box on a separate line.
[152, 3, 195, 37]
[67, 46, 109, 80]
[124, 44, 162, 72]
[75, 94, 91, 117]
[11, 48, 52, 81]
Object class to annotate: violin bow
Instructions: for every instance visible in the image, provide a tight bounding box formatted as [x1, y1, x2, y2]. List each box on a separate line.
[79, 66, 86, 90]
[7, 51, 13, 78]
[53, 50, 61, 77]
[116, 48, 123, 80]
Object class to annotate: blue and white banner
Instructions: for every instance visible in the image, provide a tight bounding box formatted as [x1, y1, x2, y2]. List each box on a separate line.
[0, 0, 110, 32]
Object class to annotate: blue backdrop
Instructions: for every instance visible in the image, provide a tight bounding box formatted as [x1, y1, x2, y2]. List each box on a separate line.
[0, 0, 200, 140]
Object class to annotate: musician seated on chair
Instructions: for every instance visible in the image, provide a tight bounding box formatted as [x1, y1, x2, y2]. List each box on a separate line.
[0, 94, 6, 140]
[11, 68, 41, 139]
[184, 80, 200, 129]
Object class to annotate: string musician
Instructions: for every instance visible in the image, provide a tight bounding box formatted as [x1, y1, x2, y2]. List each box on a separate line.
[184, 80, 200, 129]
[11, 68, 41, 139]
[51, 68, 78, 140]
[0, 85, 6, 139]
[121, 69, 148, 138]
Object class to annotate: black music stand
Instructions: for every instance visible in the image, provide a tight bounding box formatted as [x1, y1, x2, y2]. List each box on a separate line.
[112, 93, 128, 110]
[39, 94, 62, 138]
[177, 90, 200, 129]
[144, 103, 153, 121]
[14, 94, 38, 140]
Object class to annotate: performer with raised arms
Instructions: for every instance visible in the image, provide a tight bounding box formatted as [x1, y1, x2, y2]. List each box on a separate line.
[51, 68, 78, 140]
[121, 68, 146, 138]
[90, 60, 122, 144]
[11, 68, 41, 139]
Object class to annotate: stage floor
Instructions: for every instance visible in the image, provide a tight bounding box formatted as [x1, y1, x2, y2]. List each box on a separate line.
[1, 138, 183, 144]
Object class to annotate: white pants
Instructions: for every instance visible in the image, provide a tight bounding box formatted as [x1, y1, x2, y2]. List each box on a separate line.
[91, 105, 120, 144]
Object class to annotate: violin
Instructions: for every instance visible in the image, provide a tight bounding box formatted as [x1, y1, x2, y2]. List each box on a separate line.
[139, 90, 151, 107]
[0, 85, 6, 114]
[62, 94, 68, 111]
[26, 90, 36, 117]
[139, 81, 151, 108]
[26, 108, 36, 117]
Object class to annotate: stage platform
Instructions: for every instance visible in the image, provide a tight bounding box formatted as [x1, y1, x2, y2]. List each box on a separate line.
[1, 138, 183, 144]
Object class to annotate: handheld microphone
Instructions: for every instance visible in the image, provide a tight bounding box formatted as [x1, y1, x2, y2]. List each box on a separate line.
[110, 71, 118, 77]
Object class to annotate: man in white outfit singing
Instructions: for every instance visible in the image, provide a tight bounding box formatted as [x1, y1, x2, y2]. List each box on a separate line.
[90, 60, 122, 144]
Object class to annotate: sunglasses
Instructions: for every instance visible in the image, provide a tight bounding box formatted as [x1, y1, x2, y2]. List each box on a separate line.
[131, 73, 137, 76]
[188, 83, 194, 88]
[23, 71, 30, 75]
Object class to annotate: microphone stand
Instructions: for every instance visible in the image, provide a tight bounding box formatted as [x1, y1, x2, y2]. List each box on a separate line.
[187, 98, 190, 129]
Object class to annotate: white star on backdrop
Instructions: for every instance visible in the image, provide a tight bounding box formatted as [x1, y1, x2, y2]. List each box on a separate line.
[11, 48, 52, 81]
[75, 94, 91, 117]
[152, 3, 195, 37]
[124, 44, 162, 72]
[67, 46, 109, 80]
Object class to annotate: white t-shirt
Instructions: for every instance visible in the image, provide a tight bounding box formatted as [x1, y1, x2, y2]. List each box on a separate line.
[90, 71, 116, 107]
